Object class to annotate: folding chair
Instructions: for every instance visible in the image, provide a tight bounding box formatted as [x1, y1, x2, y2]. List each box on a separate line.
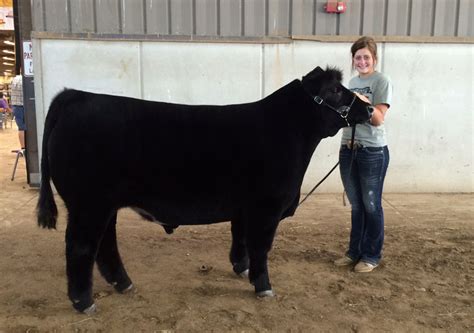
[11, 149, 25, 181]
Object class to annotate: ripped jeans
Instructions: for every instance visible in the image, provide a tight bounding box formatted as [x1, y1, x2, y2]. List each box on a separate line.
[339, 145, 389, 265]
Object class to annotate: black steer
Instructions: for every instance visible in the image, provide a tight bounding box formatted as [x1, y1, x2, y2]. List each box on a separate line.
[37, 66, 372, 313]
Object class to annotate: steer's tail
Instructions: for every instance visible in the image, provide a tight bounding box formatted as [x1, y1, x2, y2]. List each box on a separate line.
[37, 89, 78, 229]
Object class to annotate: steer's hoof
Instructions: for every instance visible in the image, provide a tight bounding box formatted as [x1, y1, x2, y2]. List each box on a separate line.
[239, 269, 249, 279]
[256, 289, 275, 297]
[73, 300, 97, 315]
[83, 303, 97, 315]
[113, 281, 134, 294]
[233, 262, 249, 278]
[121, 283, 134, 293]
[118, 283, 134, 294]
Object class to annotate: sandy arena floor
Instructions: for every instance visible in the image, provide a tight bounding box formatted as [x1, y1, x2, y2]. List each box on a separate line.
[0, 124, 473, 332]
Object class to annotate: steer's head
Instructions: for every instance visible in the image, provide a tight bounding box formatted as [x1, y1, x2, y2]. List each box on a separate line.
[301, 66, 373, 137]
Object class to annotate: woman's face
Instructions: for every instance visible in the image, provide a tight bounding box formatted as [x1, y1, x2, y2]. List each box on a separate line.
[353, 47, 375, 77]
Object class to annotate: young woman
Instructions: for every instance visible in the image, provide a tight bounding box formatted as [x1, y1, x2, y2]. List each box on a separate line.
[334, 36, 393, 273]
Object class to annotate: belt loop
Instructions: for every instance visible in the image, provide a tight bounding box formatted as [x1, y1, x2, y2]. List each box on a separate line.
[346, 140, 362, 150]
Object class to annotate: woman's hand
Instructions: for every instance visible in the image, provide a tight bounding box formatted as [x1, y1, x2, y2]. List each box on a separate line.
[354, 92, 371, 104]
[352, 92, 389, 126]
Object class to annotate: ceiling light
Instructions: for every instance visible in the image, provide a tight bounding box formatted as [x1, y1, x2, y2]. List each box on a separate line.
[2, 56, 14, 61]
[3, 50, 14, 54]
[3, 62, 14, 66]
[3, 41, 14, 46]
[3, 72, 11, 76]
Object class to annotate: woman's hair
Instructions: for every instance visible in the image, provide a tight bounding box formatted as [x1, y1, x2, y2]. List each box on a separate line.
[351, 36, 378, 63]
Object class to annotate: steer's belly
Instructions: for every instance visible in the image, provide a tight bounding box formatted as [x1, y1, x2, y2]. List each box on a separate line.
[131, 201, 234, 227]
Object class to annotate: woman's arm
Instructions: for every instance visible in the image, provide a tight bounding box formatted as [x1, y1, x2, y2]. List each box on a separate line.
[370, 104, 389, 126]
[353, 92, 389, 126]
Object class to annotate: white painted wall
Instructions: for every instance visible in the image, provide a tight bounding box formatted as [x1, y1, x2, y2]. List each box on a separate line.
[33, 39, 473, 192]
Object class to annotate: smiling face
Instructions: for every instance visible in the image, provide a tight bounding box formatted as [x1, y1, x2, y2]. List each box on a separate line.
[353, 47, 376, 77]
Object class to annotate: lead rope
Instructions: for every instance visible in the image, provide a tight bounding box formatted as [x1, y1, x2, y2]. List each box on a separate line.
[342, 124, 357, 206]
[299, 124, 357, 206]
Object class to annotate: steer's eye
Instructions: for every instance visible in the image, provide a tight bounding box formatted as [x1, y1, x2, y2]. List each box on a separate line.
[332, 86, 341, 94]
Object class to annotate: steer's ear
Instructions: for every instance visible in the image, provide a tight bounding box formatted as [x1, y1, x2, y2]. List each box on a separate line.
[303, 66, 325, 82]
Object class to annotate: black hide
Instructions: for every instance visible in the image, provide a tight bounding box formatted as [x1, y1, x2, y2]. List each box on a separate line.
[37, 66, 372, 313]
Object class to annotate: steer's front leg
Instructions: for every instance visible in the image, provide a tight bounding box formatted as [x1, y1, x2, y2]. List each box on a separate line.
[246, 217, 279, 297]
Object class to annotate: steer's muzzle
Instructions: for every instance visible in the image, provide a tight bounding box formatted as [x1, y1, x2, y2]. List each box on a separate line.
[367, 105, 375, 119]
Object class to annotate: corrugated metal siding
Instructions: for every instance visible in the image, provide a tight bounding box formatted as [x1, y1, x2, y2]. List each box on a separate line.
[410, 0, 434, 36]
[170, 0, 193, 35]
[220, 0, 242, 36]
[434, 0, 457, 36]
[31, 0, 45, 31]
[339, 0, 362, 35]
[44, 0, 69, 32]
[122, 0, 145, 34]
[70, 0, 95, 33]
[386, 0, 409, 36]
[96, 0, 120, 34]
[146, 0, 169, 35]
[195, 0, 218, 36]
[362, 0, 386, 36]
[268, 0, 291, 36]
[458, 0, 474, 37]
[244, 0, 266, 36]
[31, 0, 473, 38]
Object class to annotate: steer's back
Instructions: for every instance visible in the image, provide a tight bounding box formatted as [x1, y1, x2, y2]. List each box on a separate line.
[47, 90, 263, 219]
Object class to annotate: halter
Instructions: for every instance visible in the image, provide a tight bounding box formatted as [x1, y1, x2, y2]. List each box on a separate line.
[298, 93, 359, 206]
[313, 94, 357, 127]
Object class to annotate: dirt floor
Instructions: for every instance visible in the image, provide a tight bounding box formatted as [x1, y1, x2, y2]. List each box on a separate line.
[0, 124, 473, 332]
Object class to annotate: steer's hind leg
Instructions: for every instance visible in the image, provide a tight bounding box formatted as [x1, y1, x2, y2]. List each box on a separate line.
[230, 220, 249, 278]
[96, 212, 133, 293]
[65, 206, 112, 314]
[246, 216, 279, 297]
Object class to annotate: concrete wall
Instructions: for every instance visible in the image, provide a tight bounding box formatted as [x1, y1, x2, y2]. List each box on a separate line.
[33, 39, 473, 192]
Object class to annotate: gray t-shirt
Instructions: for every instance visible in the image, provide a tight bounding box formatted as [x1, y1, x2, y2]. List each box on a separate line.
[341, 71, 393, 147]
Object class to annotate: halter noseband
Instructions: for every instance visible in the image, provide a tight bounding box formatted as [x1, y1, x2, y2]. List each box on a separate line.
[313, 94, 357, 126]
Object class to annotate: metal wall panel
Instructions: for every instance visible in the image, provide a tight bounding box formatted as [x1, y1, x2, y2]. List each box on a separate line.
[44, 0, 69, 32]
[385, 0, 409, 36]
[339, 0, 362, 35]
[362, 0, 386, 36]
[268, 0, 290, 36]
[458, 0, 474, 37]
[434, 0, 457, 36]
[195, 0, 218, 36]
[170, 0, 193, 35]
[122, 0, 145, 34]
[292, 0, 315, 35]
[244, 0, 265, 36]
[70, 0, 95, 33]
[220, 0, 242, 37]
[31, 0, 45, 31]
[96, 0, 120, 33]
[146, 0, 169, 34]
[314, 0, 337, 35]
[31, 0, 474, 38]
[410, 0, 435, 36]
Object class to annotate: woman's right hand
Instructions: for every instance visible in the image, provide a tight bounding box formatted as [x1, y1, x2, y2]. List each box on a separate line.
[354, 92, 371, 104]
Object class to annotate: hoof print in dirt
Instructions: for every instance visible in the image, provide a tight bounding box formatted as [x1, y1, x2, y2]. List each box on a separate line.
[199, 265, 213, 274]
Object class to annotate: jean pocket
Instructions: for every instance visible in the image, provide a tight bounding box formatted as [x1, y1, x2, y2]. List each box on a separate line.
[365, 147, 384, 154]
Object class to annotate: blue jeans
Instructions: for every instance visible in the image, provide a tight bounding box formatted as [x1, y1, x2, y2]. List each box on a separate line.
[13, 105, 26, 131]
[339, 145, 389, 265]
